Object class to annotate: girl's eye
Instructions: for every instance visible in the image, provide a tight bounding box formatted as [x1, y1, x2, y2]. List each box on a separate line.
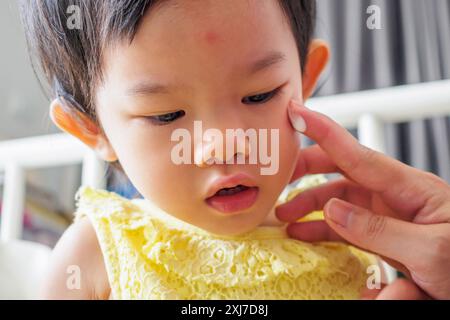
[142, 87, 281, 125]
[146, 110, 186, 125]
[242, 87, 281, 105]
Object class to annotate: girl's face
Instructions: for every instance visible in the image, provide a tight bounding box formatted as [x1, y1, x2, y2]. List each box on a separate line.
[96, 0, 303, 235]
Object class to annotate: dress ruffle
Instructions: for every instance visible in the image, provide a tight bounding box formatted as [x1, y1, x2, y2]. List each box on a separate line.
[73, 176, 378, 299]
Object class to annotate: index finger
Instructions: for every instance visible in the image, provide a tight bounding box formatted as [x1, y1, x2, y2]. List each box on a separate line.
[288, 99, 415, 194]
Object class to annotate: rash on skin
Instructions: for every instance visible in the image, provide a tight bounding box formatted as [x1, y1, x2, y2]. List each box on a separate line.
[203, 31, 220, 44]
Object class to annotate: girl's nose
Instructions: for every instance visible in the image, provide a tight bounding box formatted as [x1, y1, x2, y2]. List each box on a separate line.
[194, 132, 251, 168]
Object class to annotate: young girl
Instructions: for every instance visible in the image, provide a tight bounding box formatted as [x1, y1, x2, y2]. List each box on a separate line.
[20, 0, 379, 299]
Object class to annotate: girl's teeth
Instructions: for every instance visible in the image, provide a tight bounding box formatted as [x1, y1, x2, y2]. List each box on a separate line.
[216, 185, 247, 196]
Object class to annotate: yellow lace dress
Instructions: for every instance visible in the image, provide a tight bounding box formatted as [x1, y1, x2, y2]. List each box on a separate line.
[73, 176, 378, 300]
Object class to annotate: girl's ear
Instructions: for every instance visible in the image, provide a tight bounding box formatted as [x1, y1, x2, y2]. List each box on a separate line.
[49, 99, 118, 162]
[301, 39, 330, 100]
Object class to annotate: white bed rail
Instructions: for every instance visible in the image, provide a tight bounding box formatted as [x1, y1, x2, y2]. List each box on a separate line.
[0, 134, 106, 241]
[308, 79, 450, 154]
[1, 79, 450, 282]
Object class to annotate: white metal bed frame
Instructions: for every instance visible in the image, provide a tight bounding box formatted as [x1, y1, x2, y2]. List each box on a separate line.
[1, 79, 450, 284]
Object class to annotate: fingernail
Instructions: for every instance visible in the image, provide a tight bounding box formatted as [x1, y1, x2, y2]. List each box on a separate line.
[288, 101, 306, 133]
[325, 199, 353, 228]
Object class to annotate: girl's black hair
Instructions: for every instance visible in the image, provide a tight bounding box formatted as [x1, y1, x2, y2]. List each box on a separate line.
[19, 0, 316, 176]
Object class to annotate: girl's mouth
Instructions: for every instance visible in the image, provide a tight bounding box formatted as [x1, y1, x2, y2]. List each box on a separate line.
[205, 185, 259, 214]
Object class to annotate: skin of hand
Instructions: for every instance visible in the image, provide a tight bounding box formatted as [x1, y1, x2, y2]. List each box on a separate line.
[276, 99, 450, 300]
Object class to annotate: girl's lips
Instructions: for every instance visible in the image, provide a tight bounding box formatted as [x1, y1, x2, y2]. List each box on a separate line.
[205, 186, 259, 214]
[204, 172, 258, 199]
[204, 173, 259, 214]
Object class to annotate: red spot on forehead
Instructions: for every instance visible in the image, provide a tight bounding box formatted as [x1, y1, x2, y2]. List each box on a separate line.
[203, 31, 220, 44]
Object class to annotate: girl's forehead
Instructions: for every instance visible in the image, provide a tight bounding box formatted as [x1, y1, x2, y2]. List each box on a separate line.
[101, 0, 299, 86]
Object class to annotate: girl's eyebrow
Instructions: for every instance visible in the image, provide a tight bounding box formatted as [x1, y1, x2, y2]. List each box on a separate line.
[247, 51, 286, 75]
[126, 82, 172, 97]
[125, 51, 286, 97]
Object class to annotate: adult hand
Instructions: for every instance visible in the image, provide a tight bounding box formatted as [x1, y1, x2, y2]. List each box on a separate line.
[276, 99, 450, 300]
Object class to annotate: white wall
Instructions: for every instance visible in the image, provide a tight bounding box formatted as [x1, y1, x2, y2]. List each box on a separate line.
[0, 0, 57, 140]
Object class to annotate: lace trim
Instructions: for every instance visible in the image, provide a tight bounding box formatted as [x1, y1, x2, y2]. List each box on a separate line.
[73, 176, 378, 299]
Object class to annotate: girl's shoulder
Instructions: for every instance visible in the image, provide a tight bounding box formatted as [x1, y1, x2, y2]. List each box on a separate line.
[40, 213, 110, 299]
[42, 185, 139, 300]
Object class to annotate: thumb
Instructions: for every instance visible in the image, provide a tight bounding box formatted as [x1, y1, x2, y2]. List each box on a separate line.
[323, 198, 427, 268]
[375, 279, 431, 300]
